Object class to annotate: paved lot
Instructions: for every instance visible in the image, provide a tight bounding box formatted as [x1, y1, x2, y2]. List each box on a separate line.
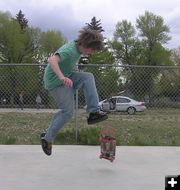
[0, 145, 180, 190]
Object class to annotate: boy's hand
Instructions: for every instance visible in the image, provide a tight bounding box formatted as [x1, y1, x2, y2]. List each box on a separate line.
[61, 76, 73, 88]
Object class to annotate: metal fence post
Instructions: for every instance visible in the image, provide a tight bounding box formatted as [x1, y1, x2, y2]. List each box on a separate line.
[75, 89, 79, 143]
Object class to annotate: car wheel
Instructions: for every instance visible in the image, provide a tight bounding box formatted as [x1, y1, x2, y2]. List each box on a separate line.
[127, 107, 136, 115]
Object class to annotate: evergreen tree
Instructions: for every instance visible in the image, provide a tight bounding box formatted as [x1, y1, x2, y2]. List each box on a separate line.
[16, 10, 28, 30]
[86, 16, 104, 33]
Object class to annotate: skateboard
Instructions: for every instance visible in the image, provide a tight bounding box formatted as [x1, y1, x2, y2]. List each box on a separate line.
[99, 126, 116, 162]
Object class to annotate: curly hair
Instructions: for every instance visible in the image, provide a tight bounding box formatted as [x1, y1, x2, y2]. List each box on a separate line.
[76, 27, 104, 51]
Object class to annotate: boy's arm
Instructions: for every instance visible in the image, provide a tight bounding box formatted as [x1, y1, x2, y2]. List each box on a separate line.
[48, 55, 73, 88]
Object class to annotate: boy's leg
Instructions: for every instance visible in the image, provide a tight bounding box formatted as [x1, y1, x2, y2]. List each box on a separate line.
[71, 72, 99, 113]
[70, 72, 108, 124]
[40, 86, 74, 155]
[46, 86, 74, 142]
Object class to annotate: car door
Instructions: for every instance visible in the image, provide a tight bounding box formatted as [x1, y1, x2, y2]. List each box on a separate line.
[102, 97, 117, 111]
[110, 97, 116, 110]
[101, 99, 110, 111]
[116, 97, 131, 111]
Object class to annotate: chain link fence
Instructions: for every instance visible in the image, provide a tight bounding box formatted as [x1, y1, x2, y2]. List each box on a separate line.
[0, 64, 180, 111]
[78, 64, 180, 111]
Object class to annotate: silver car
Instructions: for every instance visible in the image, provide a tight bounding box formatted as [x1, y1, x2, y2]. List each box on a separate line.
[100, 96, 146, 114]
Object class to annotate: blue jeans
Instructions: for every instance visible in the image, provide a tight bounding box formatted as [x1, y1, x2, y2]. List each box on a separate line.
[45, 72, 100, 142]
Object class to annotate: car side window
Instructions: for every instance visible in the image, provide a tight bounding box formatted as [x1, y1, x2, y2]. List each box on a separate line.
[117, 98, 130, 103]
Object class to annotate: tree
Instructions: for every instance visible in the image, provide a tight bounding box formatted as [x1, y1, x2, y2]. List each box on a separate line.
[134, 11, 171, 99]
[0, 11, 41, 63]
[110, 12, 172, 100]
[0, 11, 13, 62]
[136, 11, 171, 71]
[0, 11, 41, 104]
[111, 20, 137, 65]
[15, 10, 28, 30]
[156, 47, 180, 100]
[157, 68, 180, 100]
[136, 11, 171, 47]
[86, 16, 104, 32]
[171, 47, 180, 66]
[38, 30, 66, 63]
[89, 50, 122, 99]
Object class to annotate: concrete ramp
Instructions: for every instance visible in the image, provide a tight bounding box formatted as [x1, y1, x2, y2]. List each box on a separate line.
[0, 145, 180, 190]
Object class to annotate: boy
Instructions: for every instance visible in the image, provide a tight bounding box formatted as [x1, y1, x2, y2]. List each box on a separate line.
[40, 27, 108, 156]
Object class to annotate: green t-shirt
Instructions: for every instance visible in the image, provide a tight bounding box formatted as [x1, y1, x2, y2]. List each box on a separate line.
[44, 41, 81, 90]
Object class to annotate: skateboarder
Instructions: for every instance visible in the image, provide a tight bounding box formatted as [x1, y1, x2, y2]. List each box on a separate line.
[40, 27, 108, 156]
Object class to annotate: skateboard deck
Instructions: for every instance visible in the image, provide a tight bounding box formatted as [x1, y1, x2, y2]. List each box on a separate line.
[99, 126, 116, 162]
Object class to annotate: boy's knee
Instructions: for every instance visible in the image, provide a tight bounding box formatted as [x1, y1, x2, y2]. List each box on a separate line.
[84, 72, 94, 80]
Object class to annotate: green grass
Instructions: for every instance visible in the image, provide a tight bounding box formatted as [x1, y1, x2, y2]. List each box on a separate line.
[0, 108, 180, 145]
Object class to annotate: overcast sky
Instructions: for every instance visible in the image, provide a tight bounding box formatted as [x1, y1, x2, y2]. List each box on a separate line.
[0, 0, 180, 49]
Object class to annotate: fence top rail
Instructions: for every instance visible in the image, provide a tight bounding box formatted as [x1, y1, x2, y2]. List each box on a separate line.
[0, 63, 180, 69]
[0, 63, 46, 66]
[78, 64, 180, 69]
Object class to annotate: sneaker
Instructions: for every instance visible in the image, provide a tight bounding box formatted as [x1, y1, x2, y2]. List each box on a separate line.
[40, 132, 52, 156]
[87, 111, 108, 125]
